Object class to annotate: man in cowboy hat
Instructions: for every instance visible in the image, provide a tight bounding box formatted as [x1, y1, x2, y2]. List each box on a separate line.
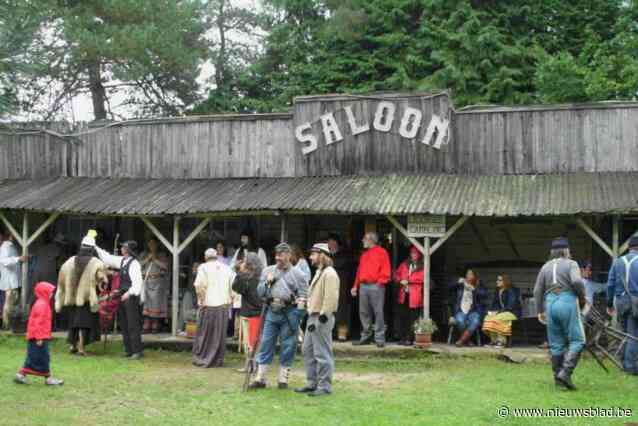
[295, 243, 340, 397]
[533, 237, 587, 390]
[92, 232, 145, 360]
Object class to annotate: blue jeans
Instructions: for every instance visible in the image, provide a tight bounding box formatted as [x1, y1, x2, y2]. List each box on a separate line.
[454, 311, 481, 333]
[545, 291, 586, 356]
[615, 295, 638, 373]
[256, 307, 301, 368]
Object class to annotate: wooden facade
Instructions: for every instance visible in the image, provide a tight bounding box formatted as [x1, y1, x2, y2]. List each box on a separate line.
[3, 95, 638, 180]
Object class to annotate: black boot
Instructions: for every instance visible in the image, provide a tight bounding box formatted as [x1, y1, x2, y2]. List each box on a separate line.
[556, 351, 581, 391]
[551, 355, 564, 387]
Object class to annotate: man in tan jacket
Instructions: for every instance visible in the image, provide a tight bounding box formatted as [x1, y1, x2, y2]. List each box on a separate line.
[295, 243, 340, 397]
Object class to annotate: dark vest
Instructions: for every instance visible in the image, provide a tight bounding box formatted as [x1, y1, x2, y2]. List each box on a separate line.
[120, 257, 133, 293]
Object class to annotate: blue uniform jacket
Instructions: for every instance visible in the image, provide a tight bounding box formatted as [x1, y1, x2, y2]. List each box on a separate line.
[490, 287, 522, 318]
[607, 250, 638, 308]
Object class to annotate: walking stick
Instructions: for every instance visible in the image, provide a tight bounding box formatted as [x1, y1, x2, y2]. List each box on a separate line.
[242, 303, 268, 392]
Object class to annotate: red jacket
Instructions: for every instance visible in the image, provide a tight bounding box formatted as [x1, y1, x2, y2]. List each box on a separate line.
[394, 260, 425, 308]
[26, 282, 55, 341]
[353, 245, 391, 289]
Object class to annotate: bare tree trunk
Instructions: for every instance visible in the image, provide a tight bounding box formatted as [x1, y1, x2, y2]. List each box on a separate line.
[88, 61, 107, 120]
[215, 0, 227, 90]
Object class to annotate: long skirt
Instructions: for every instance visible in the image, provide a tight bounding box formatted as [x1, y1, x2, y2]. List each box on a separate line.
[67, 304, 101, 347]
[240, 315, 263, 353]
[143, 278, 168, 319]
[192, 305, 229, 368]
[20, 340, 51, 377]
[482, 311, 517, 340]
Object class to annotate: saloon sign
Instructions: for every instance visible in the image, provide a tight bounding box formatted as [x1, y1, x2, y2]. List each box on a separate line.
[295, 100, 450, 155]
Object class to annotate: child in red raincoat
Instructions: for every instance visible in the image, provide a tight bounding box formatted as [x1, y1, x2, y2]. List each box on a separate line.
[14, 282, 64, 386]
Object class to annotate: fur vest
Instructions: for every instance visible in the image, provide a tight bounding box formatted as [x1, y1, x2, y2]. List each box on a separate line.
[55, 257, 108, 313]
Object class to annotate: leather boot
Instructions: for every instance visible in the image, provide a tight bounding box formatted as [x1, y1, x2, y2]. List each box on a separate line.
[556, 351, 581, 391]
[551, 354, 564, 386]
[455, 330, 472, 347]
[278, 367, 291, 389]
[248, 364, 268, 389]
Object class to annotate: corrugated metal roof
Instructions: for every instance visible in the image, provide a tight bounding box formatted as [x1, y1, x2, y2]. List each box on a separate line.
[0, 173, 637, 216]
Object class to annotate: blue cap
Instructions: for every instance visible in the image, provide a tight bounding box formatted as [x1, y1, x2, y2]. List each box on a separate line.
[551, 237, 569, 249]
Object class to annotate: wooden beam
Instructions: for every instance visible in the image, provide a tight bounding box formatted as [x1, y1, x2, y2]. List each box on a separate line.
[500, 228, 521, 259]
[20, 213, 29, 311]
[430, 216, 469, 255]
[613, 215, 620, 257]
[140, 217, 174, 255]
[576, 217, 615, 258]
[26, 213, 60, 246]
[280, 214, 288, 242]
[177, 217, 211, 254]
[0, 212, 24, 246]
[386, 215, 427, 255]
[423, 237, 431, 320]
[469, 219, 490, 254]
[171, 216, 180, 337]
[619, 238, 631, 256]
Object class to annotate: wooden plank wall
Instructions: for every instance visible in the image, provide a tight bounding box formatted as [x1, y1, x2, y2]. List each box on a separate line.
[0, 123, 70, 179]
[453, 105, 638, 174]
[67, 115, 295, 178]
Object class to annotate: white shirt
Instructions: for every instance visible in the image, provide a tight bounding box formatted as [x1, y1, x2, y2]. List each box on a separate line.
[194, 260, 235, 307]
[0, 240, 21, 291]
[95, 246, 144, 301]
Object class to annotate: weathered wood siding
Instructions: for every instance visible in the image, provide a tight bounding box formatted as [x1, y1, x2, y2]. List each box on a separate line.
[454, 104, 638, 174]
[293, 93, 453, 176]
[0, 125, 69, 179]
[68, 115, 295, 178]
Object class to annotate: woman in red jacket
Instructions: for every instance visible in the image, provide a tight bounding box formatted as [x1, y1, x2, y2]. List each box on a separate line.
[394, 246, 425, 346]
[14, 282, 64, 386]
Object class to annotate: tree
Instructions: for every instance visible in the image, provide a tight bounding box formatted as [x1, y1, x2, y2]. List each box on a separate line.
[12, 0, 207, 120]
[0, 1, 47, 118]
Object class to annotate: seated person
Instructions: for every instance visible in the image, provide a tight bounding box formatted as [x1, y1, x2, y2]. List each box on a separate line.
[482, 274, 521, 347]
[450, 268, 488, 346]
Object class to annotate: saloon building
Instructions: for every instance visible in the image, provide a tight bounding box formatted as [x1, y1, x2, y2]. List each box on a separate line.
[1, 91, 637, 343]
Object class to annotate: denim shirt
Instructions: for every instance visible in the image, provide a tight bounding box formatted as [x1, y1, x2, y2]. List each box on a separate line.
[607, 250, 638, 308]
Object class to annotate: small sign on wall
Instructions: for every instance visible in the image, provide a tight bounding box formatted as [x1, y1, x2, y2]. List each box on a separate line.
[408, 215, 446, 238]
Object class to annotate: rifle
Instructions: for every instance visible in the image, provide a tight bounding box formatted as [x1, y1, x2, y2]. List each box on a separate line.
[243, 303, 268, 392]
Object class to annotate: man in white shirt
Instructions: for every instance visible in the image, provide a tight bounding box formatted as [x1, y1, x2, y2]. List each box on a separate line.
[192, 248, 235, 368]
[91, 232, 145, 360]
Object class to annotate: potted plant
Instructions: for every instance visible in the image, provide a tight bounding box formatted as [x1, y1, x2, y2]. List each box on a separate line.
[413, 318, 438, 349]
[184, 309, 198, 338]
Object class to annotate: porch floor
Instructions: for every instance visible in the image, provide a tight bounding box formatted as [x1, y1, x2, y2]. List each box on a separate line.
[41, 331, 549, 362]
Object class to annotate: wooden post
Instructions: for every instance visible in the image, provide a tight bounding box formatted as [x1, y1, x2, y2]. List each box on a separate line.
[423, 237, 431, 320]
[576, 217, 615, 258]
[20, 213, 29, 311]
[280, 213, 288, 242]
[172, 216, 180, 337]
[612, 215, 620, 257]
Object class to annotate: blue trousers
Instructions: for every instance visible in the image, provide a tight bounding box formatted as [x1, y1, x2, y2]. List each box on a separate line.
[545, 291, 586, 356]
[615, 295, 638, 373]
[454, 311, 482, 333]
[21, 340, 50, 377]
[256, 307, 301, 368]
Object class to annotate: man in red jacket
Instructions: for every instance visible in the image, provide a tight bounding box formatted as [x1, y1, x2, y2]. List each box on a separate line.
[351, 232, 391, 348]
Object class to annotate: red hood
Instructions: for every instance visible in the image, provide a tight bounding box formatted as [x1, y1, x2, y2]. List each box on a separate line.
[34, 281, 55, 301]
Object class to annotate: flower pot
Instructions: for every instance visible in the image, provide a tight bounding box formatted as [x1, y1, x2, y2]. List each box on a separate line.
[185, 320, 198, 338]
[414, 332, 432, 349]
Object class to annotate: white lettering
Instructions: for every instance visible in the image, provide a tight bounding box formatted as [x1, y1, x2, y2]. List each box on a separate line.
[320, 112, 344, 145]
[422, 114, 449, 149]
[399, 107, 422, 139]
[373, 101, 396, 132]
[344, 105, 370, 136]
[295, 122, 318, 155]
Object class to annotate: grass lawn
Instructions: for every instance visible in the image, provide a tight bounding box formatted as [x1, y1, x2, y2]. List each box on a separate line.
[1, 334, 636, 426]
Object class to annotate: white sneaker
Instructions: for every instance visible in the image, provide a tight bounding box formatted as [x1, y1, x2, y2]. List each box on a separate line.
[45, 377, 64, 386]
[14, 373, 27, 385]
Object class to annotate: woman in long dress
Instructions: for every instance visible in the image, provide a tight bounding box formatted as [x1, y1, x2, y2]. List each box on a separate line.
[141, 238, 169, 334]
